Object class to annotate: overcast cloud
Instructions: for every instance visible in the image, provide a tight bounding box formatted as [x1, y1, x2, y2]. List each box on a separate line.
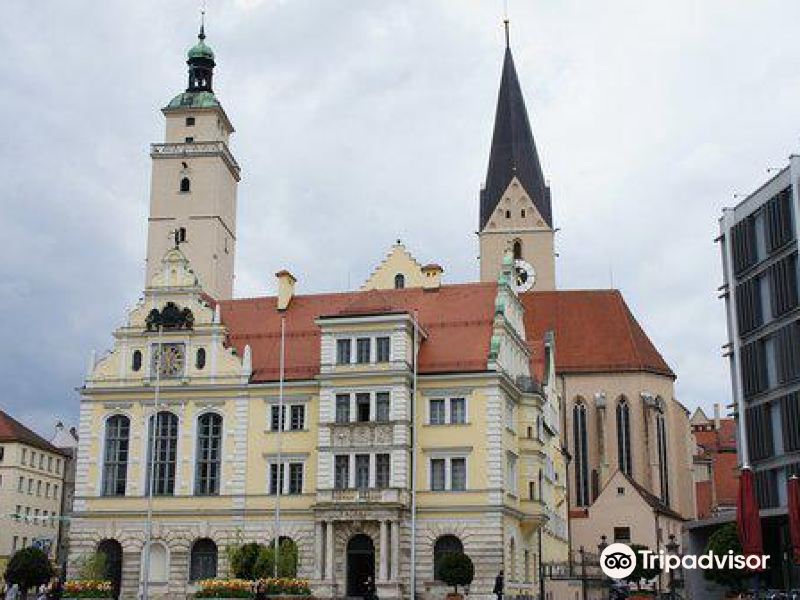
[3, 0, 799, 436]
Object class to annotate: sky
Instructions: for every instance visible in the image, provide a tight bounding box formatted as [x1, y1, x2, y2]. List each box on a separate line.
[3, 0, 800, 437]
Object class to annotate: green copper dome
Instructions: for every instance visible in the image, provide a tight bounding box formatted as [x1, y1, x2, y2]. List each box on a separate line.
[188, 38, 214, 61]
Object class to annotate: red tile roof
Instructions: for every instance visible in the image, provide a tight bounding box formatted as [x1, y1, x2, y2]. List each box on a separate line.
[216, 284, 673, 383]
[522, 290, 675, 378]
[0, 410, 68, 456]
[693, 418, 739, 515]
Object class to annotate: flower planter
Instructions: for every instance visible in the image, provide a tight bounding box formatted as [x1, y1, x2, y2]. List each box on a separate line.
[446, 594, 464, 600]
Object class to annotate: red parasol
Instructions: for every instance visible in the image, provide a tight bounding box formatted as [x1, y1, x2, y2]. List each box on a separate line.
[788, 475, 800, 564]
[736, 467, 763, 565]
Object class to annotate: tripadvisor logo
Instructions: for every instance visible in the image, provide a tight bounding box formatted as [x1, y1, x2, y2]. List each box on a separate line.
[600, 543, 637, 579]
[600, 542, 770, 578]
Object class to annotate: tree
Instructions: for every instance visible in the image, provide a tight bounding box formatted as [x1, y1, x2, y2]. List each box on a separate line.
[703, 522, 747, 591]
[4, 547, 53, 595]
[75, 552, 108, 581]
[438, 552, 474, 595]
[229, 542, 266, 580]
[253, 539, 299, 579]
[624, 545, 662, 590]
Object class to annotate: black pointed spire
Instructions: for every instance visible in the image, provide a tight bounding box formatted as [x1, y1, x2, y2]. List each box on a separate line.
[186, 15, 215, 93]
[480, 25, 551, 229]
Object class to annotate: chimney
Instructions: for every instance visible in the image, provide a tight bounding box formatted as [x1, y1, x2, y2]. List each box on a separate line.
[421, 264, 443, 290]
[275, 270, 297, 311]
[713, 403, 721, 430]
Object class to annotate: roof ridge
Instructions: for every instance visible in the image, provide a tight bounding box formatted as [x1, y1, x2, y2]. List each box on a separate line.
[0, 410, 66, 456]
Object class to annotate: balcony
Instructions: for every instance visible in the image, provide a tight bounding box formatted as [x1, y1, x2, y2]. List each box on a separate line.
[150, 142, 240, 179]
[329, 422, 394, 447]
[519, 498, 547, 533]
[316, 487, 409, 506]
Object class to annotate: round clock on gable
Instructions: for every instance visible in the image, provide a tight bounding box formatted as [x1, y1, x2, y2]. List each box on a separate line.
[512, 259, 536, 292]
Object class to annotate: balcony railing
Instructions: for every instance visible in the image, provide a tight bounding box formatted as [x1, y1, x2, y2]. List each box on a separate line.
[150, 142, 240, 178]
[316, 487, 409, 505]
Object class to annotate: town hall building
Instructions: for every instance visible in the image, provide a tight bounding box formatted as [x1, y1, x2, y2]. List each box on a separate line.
[68, 20, 694, 600]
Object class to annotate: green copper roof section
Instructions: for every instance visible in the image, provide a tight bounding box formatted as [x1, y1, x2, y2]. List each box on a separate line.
[188, 38, 214, 60]
[166, 91, 220, 109]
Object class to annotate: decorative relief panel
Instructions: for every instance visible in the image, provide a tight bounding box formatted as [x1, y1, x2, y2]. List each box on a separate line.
[330, 423, 393, 447]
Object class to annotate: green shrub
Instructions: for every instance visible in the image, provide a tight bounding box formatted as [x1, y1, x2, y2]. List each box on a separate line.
[229, 542, 266, 580]
[4, 547, 54, 594]
[438, 552, 474, 594]
[253, 539, 299, 579]
[703, 523, 746, 591]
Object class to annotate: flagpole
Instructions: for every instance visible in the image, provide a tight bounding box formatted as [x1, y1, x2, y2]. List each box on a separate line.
[273, 313, 286, 577]
[410, 311, 419, 599]
[142, 324, 163, 599]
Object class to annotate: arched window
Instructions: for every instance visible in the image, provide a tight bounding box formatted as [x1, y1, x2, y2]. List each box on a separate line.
[505, 209, 511, 218]
[195, 348, 206, 370]
[513, 240, 522, 260]
[616, 398, 632, 476]
[132, 350, 142, 372]
[656, 408, 670, 506]
[521, 209, 526, 219]
[144, 542, 168, 583]
[394, 273, 405, 289]
[146, 411, 178, 496]
[433, 535, 463, 581]
[180, 177, 191, 192]
[103, 416, 130, 496]
[573, 401, 589, 506]
[190, 538, 218, 581]
[195, 413, 222, 496]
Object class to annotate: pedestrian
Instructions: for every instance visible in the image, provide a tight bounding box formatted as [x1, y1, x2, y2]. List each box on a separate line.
[254, 580, 268, 600]
[493, 570, 504, 600]
[6, 583, 20, 600]
[363, 575, 377, 600]
[48, 577, 63, 600]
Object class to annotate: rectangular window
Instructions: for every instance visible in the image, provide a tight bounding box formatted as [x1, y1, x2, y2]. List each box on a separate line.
[376, 454, 390, 488]
[765, 187, 795, 253]
[290, 405, 305, 430]
[355, 454, 370, 489]
[741, 338, 768, 397]
[614, 527, 631, 543]
[450, 398, 466, 424]
[54, 484, 58, 498]
[781, 392, 800, 452]
[12, 537, 17, 552]
[27, 479, 32, 494]
[356, 393, 371, 422]
[430, 399, 445, 425]
[768, 253, 798, 318]
[36, 481, 41, 496]
[45, 483, 50, 497]
[732, 215, 759, 274]
[30, 452, 36, 467]
[775, 320, 800, 385]
[271, 405, 285, 431]
[269, 463, 284, 495]
[0, 446, 4, 461]
[747, 403, 774, 461]
[289, 463, 303, 495]
[18, 477, 23, 492]
[451, 458, 467, 491]
[14, 505, 20, 520]
[376, 392, 390, 422]
[21, 448, 26, 463]
[186, 116, 196, 126]
[336, 339, 351, 364]
[356, 338, 371, 364]
[39, 455, 43, 469]
[430, 459, 446, 491]
[47, 456, 52, 472]
[736, 276, 763, 334]
[336, 394, 350, 423]
[376, 337, 391, 362]
[334, 455, 350, 490]
[56, 459, 60, 474]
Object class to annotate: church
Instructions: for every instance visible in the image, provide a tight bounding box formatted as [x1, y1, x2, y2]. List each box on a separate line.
[69, 19, 694, 600]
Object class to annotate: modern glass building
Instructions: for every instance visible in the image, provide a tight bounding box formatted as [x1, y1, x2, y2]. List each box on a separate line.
[719, 156, 800, 588]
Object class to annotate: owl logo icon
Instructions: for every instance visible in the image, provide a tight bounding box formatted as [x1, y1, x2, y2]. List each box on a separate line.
[600, 543, 637, 579]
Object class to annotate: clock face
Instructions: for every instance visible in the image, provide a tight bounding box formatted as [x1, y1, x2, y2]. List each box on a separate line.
[152, 343, 186, 379]
[513, 259, 536, 292]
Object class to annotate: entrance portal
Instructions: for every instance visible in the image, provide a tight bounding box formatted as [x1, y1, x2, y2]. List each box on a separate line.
[346, 534, 375, 598]
[97, 539, 123, 599]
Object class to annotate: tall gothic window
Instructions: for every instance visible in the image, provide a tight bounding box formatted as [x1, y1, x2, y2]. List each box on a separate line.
[146, 411, 178, 496]
[195, 413, 222, 496]
[656, 409, 670, 506]
[616, 398, 632, 476]
[102, 416, 130, 496]
[573, 401, 589, 507]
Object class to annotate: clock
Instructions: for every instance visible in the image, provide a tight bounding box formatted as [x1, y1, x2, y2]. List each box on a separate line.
[152, 343, 186, 379]
[512, 259, 536, 292]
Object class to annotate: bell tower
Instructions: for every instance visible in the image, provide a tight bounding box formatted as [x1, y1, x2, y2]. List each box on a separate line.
[145, 22, 240, 300]
[478, 21, 555, 291]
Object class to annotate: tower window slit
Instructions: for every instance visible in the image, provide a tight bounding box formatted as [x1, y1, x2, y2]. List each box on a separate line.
[180, 177, 191, 193]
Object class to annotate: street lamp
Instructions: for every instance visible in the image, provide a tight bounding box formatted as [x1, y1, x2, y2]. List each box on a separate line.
[665, 534, 682, 600]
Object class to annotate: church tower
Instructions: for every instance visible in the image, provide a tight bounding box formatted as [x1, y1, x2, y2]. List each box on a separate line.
[478, 23, 555, 291]
[145, 23, 240, 300]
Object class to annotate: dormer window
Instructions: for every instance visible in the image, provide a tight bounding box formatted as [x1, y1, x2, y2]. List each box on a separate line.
[180, 177, 191, 193]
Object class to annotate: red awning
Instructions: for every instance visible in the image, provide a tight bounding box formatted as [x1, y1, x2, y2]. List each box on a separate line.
[788, 475, 800, 564]
[737, 467, 764, 566]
